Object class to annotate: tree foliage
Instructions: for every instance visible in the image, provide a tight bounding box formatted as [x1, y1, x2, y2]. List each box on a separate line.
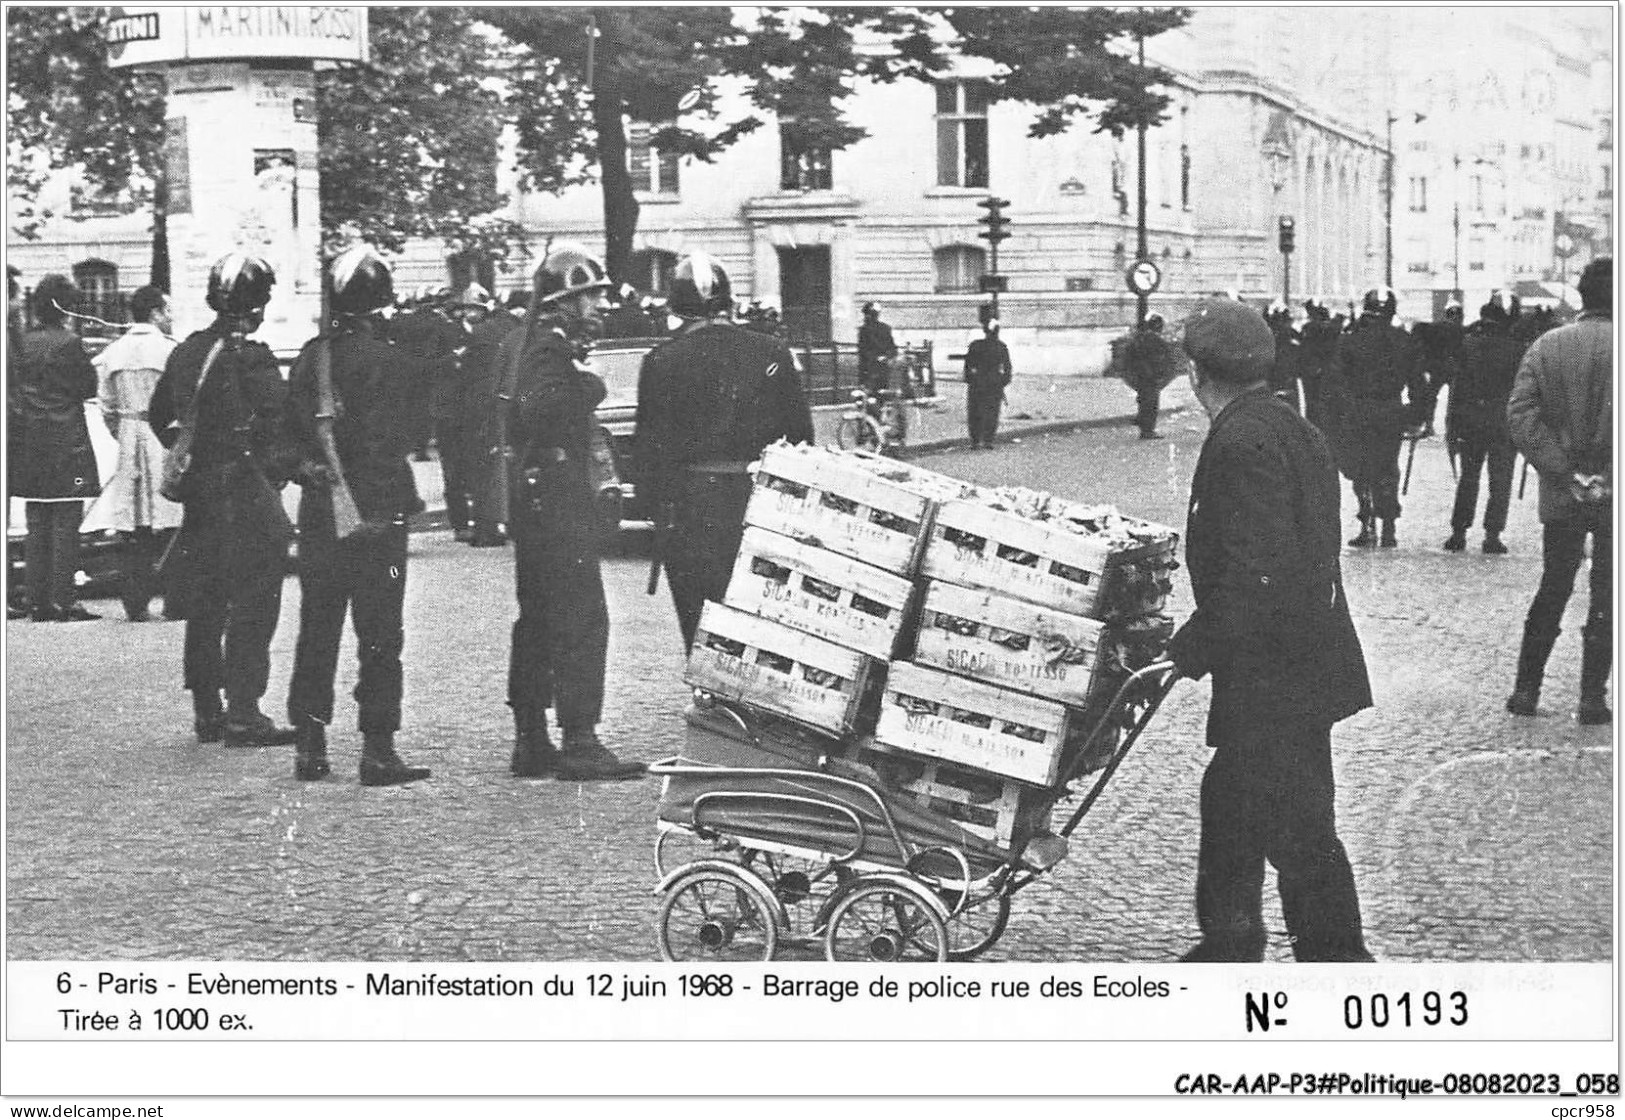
[487, 5, 1190, 284]
[5, 6, 530, 277]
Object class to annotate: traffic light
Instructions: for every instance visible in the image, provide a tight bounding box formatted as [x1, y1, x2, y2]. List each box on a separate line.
[1278, 215, 1296, 254]
[978, 197, 1012, 244]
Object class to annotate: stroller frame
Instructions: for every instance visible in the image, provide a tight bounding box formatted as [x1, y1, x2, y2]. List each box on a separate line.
[651, 660, 1177, 963]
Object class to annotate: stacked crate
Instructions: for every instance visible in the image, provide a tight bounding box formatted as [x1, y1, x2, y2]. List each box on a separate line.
[684, 444, 967, 739]
[684, 444, 1178, 855]
[868, 487, 1178, 850]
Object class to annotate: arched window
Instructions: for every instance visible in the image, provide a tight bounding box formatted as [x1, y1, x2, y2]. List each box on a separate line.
[628, 249, 678, 296]
[934, 245, 986, 293]
[72, 259, 120, 322]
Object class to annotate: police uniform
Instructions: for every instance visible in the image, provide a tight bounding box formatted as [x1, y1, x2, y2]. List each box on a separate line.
[465, 306, 523, 540]
[1333, 309, 1426, 543]
[636, 320, 814, 650]
[858, 310, 897, 396]
[1444, 312, 1523, 551]
[149, 317, 297, 742]
[285, 317, 428, 753]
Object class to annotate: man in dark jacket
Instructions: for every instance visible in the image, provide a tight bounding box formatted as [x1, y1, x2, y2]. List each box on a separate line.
[1264, 301, 1302, 413]
[1296, 299, 1341, 430]
[1123, 313, 1177, 440]
[636, 251, 814, 652]
[857, 301, 898, 397]
[1413, 301, 1463, 437]
[1443, 296, 1524, 554]
[285, 247, 432, 786]
[149, 253, 298, 748]
[964, 318, 1012, 448]
[11, 274, 101, 622]
[489, 246, 643, 782]
[1335, 287, 1427, 548]
[1506, 256, 1613, 725]
[1168, 296, 1375, 963]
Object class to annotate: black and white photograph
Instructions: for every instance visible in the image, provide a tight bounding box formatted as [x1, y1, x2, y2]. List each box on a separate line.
[2, 1, 1617, 1106]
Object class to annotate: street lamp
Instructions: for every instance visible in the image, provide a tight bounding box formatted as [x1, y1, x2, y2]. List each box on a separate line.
[1264, 140, 1293, 307]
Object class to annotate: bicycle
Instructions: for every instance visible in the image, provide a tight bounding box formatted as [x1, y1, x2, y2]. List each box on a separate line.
[835, 387, 910, 456]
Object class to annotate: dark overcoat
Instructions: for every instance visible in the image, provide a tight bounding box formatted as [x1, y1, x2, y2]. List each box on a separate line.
[10, 326, 100, 500]
[1175, 386, 1373, 726]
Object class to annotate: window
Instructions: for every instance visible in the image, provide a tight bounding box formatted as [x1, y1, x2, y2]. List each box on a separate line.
[936, 81, 989, 188]
[1408, 176, 1427, 212]
[779, 123, 832, 191]
[1470, 174, 1485, 213]
[628, 249, 678, 297]
[933, 245, 986, 293]
[628, 122, 680, 195]
[72, 260, 120, 322]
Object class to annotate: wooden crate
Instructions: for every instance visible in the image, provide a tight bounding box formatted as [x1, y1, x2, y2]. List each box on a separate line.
[852, 743, 1052, 849]
[872, 662, 1073, 787]
[724, 526, 917, 660]
[743, 444, 958, 576]
[921, 498, 1177, 619]
[913, 580, 1110, 706]
[684, 602, 881, 737]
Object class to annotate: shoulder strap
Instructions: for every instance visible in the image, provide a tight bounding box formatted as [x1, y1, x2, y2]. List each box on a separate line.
[175, 338, 226, 434]
[313, 336, 338, 419]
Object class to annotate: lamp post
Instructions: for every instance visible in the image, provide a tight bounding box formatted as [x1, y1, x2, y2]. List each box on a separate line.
[1134, 32, 1149, 326]
[1265, 140, 1291, 305]
[1384, 112, 1397, 289]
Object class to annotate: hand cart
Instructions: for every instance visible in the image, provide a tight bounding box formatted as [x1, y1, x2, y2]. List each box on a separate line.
[650, 660, 1178, 962]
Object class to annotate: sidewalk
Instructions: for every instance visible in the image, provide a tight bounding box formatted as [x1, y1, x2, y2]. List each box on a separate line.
[406, 373, 1194, 520]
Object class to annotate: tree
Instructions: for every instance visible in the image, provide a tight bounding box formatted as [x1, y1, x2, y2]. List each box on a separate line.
[6, 7, 531, 289]
[487, 6, 1190, 285]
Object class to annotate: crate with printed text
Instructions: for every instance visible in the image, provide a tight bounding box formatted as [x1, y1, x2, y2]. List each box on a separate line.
[921, 489, 1178, 619]
[871, 661, 1076, 788]
[851, 742, 1056, 849]
[743, 443, 970, 576]
[912, 580, 1115, 706]
[684, 601, 884, 737]
[724, 525, 918, 660]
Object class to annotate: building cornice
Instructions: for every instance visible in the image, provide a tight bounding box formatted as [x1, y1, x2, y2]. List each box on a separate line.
[1163, 64, 1385, 155]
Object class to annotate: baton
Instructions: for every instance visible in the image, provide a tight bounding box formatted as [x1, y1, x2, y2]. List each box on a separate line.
[1518, 458, 1530, 500]
[1401, 432, 1420, 496]
[647, 510, 671, 596]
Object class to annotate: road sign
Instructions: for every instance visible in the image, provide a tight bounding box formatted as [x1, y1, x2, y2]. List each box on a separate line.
[1126, 259, 1161, 295]
[978, 274, 1009, 294]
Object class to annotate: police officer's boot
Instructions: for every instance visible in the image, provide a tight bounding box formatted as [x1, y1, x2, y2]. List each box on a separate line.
[1347, 517, 1377, 548]
[193, 690, 226, 744]
[360, 732, 431, 787]
[555, 728, 645, 782]
[1578, 634, 1613, 726]
[223, 699, 298, 748]
[294, 718, 331, 782]
[510, 717, 556, 779]
[1379, 519, 1398, 548]
[1506, 622, 1560, 716]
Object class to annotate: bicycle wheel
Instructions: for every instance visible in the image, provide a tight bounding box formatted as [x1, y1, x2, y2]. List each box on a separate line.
[835, 414, 885, 452]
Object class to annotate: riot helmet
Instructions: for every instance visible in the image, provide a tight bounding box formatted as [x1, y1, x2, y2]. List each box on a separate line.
[1360, 286, 1398, 319]
[206, 253, 276, 316]
[669, 251, 733, 319]
[329, 245, 394, 315]
[534, 245, 612, 305]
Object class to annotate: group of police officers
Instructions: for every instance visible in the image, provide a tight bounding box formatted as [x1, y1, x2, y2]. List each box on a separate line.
[1254, 285, 1565, 553]
[150, 243, 811, 786]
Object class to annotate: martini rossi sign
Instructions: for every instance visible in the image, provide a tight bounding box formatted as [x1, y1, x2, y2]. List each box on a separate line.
[106, 6, 368, 68]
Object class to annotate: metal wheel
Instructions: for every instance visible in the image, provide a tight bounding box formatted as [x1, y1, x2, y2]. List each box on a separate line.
[944, 891, 1012, 961]
[823, 879, 949, 962]
[657, 866, 779, 962]
[835, 414, 885, 453]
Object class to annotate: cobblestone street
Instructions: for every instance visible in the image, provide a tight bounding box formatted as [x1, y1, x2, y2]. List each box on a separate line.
[5, 399, 1612, 963]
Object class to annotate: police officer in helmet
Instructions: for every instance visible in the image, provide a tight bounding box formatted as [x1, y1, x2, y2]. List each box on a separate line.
[149, 253, 300, 747]
[636, 251, 814, 651]
[490, 245, 644, 781]
[285, 246, 432, 785]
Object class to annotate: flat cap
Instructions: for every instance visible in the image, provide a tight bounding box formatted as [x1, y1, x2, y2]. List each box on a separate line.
[1181, 297, 1275, 382]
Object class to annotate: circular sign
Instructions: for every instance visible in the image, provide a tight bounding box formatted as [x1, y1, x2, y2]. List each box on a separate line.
[1555, 233, 1577, 258]
[1126, 259, 1162, 295]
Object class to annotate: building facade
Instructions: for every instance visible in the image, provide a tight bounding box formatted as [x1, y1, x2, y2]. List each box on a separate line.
[10, 7, 1612, 368]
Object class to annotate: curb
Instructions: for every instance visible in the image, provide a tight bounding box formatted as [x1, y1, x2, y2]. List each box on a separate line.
[895, 402, 1193, 460]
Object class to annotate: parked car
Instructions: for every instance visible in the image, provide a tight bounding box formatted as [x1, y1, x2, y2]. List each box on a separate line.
[589, 335, 663, 524]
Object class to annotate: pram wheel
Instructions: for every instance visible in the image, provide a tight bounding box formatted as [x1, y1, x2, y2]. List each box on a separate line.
[944, 892, 1012, 961]
[823, 878, 949, 962]
[657, 866, 780, 962]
